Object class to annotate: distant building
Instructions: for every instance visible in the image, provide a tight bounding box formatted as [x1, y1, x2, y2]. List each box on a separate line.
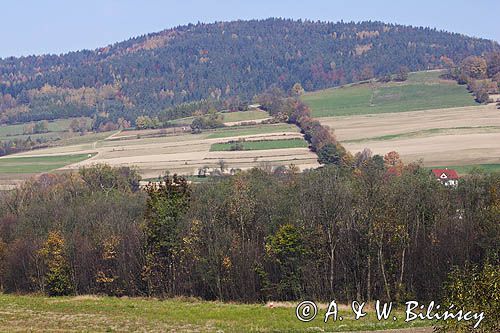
[247, 104, 261, 109]
[431, 168, 459, 187]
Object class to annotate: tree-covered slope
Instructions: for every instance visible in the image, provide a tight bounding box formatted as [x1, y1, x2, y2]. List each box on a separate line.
[0, 18, 498, 125]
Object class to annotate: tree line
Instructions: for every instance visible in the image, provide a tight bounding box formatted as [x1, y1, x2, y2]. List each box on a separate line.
[445, 51, 500, 104]
[255, 87, 350, 166]
[0, 162, 498, 307]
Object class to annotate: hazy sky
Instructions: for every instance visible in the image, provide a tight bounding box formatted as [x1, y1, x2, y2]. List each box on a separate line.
[2, 0, 499, 57]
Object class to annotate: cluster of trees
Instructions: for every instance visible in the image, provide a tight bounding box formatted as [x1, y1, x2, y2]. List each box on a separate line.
[378, 66, 410, 82]
[447, 52, 500, 104]
[190, 112, 225, 133]
[255, 88, 350, 166]
[22, 120, 49, 135]
[68, 117, 90, 134]
[135, 116, 162, 130]
[0, 162, 498, 313]
[0, 136, 51, 156]
[0, 19, 497, 124]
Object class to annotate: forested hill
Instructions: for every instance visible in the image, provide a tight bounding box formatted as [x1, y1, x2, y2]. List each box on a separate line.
[0, 18, 498, 125]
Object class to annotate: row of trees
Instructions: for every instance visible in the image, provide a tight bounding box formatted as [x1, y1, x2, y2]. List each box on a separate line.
[0, 162, 498, 307]
[255, 87, 350, 166]
[447, 52, 500, 104]
[0, 136, 50, 156]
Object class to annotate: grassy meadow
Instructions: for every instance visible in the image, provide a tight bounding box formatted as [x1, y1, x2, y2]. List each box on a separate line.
[302, 71, 478, 117]
[0, 294, 433, 332]
[0, 154, 93, 173]
[210, 138, 308, 151]
[220, 109, 269, 122]
[169, 109, 269, 125]
[0, 118, 91, 141]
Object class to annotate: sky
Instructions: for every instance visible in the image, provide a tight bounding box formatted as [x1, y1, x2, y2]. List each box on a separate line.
[1, 0, 499, 57]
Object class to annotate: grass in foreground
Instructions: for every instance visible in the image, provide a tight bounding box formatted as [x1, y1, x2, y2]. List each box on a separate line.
[0, 154, 94, 173]
[0, 294, 432, 332]
[207, 124, 298, 139]
[302, 71, 477, 117]
[426, 164, 500, 175]
[210, 138, 308, 151]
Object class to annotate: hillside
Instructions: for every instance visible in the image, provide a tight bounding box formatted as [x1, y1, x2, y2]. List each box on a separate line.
[302, 70, 500, 169]
[0, 19, 498, 126]
[302, 70, 478, 117]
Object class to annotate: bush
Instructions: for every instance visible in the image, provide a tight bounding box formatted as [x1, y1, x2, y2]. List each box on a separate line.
[317, 143, 341, 165]
[438, 262, 499, 332]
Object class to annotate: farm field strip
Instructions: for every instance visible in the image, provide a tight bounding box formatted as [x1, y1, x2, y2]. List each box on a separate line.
[0, 122, 315, 180]
[65, 148, 317, 169]
[344, 132, 500, 167]
[0, 154, 94, 173]
[206, 123, 299, 138]
[210, 138, 308, 151]
[343, 126, 500, 143]
[322, 104, 500, 141]
[0, 118, 88, 138]
[169, 109, 270, 126]
[220, 109, 270, 122]
[314, 102, 500, 167]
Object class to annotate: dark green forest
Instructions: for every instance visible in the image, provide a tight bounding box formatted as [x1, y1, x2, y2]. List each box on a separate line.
[0, 19, 498, 125]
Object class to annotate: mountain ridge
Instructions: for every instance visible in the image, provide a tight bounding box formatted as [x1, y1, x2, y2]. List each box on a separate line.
[0, 18, 498, 125]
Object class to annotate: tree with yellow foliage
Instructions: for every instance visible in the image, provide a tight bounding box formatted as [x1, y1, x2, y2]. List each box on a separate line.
[38, 231, 73, 296]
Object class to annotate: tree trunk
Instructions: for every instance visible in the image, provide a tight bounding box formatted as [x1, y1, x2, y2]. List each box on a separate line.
[397, 247, 406, 301]
[366, 253, 371, 301]
[327, 229, 337, 297]
[378, 244, 391, 301]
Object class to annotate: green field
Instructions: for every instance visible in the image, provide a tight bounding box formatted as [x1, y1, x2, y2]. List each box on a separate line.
[0, 294, 432, 332]
[207, 124, 298, 139]
[426, 164, 500, 175]
[0, 118, 91, 140]
[0, 119, 90, 139]
[220, 109, 269, 122]
[302, 71, 478, 117]
[170, 110, 269, 125]
[210, 138, 308, 151]
[0, 154, 93, 173]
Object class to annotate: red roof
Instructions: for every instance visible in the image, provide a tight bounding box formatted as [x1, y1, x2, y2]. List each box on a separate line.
[431, 169, 459, 180]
